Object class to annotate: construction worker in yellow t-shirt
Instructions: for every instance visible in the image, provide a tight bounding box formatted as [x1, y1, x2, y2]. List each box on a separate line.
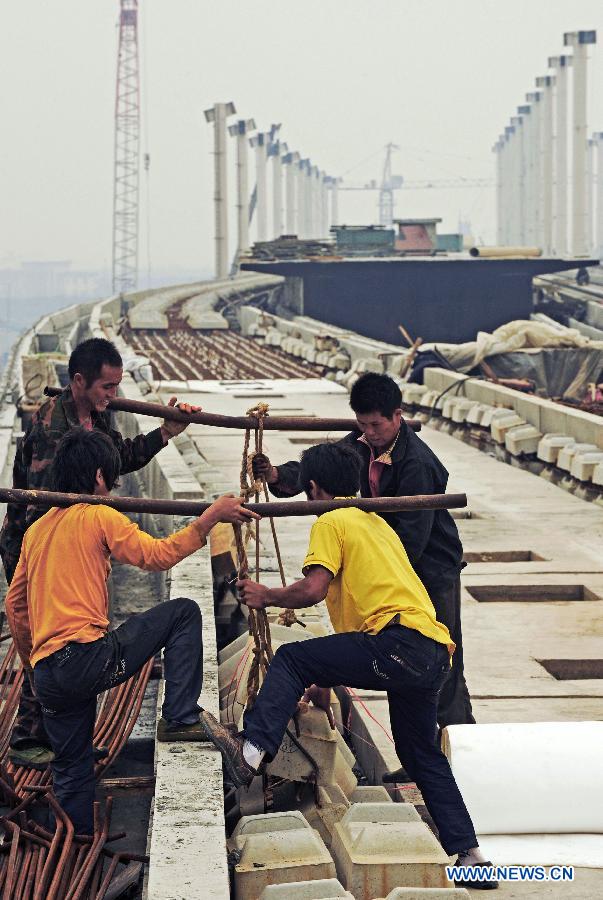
[201, 442, 497, 889]
[5, 428, 259, 835]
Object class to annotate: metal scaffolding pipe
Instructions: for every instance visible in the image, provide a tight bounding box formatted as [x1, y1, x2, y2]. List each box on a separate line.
[0, 487, 467, 519]
[564, 30, 597, 256]
[203, 102, 236, 278]
[42, 387, 422, 432]
[228, 118, 255, 258]
[469, 246, 542, 258]
[549, 55, 571, 256]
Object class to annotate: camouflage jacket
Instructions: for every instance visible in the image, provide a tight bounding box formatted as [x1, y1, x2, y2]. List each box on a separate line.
[0, 386, 165, 582]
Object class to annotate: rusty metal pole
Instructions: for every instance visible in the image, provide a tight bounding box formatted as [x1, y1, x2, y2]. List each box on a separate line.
[43, 387, 422, 432]
[0, 486, 467, 518]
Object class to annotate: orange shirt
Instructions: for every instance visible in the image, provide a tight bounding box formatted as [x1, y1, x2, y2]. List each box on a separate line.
[5, 503, 207, 668]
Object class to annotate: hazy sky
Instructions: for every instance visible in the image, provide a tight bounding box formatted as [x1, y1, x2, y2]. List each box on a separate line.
[1, 0, 602, 281]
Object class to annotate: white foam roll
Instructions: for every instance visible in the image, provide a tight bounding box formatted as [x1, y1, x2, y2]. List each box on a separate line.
[443, 722, 603, 834]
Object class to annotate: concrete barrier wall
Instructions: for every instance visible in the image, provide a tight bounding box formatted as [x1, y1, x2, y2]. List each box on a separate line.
[423, 368, 603, 449]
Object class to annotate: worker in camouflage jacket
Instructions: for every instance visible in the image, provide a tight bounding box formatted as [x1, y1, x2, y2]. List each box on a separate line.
[0, 337, 199, 769]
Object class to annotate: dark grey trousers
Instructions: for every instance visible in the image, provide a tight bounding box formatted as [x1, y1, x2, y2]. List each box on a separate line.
[33, 597, 203, 834]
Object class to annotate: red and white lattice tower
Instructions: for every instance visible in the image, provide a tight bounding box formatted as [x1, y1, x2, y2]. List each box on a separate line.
[112, 0, 140, 293]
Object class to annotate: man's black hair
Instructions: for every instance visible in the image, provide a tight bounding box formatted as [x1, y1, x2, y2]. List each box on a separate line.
[299, 443, 361, 497]
[349, 372, 402, 419]
[68, 338, 123, 388]
[49, 429, 121, 495]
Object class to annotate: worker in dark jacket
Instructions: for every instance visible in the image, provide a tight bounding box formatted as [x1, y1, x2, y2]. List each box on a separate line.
[253, 372, 474, 728]
[0, 337, 201, 768]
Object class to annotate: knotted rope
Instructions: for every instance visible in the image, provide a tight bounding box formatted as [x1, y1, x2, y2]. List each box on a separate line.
[234, 403, 302, 709]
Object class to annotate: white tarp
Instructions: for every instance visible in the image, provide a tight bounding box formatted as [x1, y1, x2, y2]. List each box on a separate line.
[444, 722, 603, 867]
[421, 320, 603, 399]
[424, 320, 603, 372]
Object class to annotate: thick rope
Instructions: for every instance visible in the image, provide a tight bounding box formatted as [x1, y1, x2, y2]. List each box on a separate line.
[234, 402, 306, 709]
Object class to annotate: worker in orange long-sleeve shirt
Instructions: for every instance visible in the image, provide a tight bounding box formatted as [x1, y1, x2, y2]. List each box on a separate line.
[5, 427, 259, 834]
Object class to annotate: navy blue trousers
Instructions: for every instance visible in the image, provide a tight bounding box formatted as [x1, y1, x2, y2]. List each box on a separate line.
[33, 597, 203, 834]
[243, 623, 477, 856]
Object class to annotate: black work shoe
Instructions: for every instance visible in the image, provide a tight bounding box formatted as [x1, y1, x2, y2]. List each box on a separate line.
[156, 717, 212, 742]
[454, 856, 499, 890]
[8, 744, 55, 770]
[200, 710, 257, 789]
[382, 766, 409, 783]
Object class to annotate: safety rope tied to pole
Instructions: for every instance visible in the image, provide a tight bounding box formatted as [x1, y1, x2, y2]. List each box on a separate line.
[235, 404, 275, 710]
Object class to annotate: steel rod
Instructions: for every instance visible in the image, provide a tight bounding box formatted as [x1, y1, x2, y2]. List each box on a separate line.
[0, 486, 466, 517]
[43, 387, 421, 432]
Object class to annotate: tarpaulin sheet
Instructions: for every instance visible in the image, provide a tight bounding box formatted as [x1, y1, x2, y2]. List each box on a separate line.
[419, 319, 603, 398]
[444, 722, 603, 868]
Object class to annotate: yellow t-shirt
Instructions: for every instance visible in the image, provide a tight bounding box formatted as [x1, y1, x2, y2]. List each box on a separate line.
[5, 503, 207, 667]
[302, 506, 454, 652]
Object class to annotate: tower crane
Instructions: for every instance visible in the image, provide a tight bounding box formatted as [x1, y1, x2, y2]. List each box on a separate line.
[340, 145, 493, 226]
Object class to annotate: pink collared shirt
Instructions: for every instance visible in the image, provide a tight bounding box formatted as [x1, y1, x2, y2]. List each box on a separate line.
[357, 431, 400, 497]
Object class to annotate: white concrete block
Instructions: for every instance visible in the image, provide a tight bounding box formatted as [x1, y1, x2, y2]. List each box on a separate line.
[593, 461, 603, 487]
[481, 406, 514, 429]
[233, 811, 310, 845]
[259, 878, 353, 899]
[401, 384, 428, 405]
[234, 829, 336, 899]
[419, 390, 439, 410]
[505, 425, 542, 457]
[536, 433, 575, 464]
[557, 442, 597, 473]
[491, 414, 526, 444]
[384, 889, 471, 899]
[331, 804, 450, 899]
[451, 399, 479, 424]
[465, 403, 493, 426]
[570, 451, 603, 482]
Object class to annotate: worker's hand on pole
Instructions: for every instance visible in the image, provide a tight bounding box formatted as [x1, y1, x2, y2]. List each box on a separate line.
[160, 396, 202, 442]
[237, 578, 270, 610]
[301, 684, 335, 730]
[205, 494, 261, 526]
[251, 453, 279, 484]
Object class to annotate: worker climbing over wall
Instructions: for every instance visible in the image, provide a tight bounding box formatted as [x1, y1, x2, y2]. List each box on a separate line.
[201, 443, 496, 889]
[4, 428, 259, 835]
[252, 371, 474, 730]
[0, 337, 201, 770]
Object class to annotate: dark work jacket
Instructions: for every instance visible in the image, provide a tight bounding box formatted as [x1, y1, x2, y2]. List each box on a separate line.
[0, 386, 165, 581]
[270, 424, 464, 590]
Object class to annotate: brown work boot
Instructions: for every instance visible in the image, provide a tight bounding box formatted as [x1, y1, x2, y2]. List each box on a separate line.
[200, 710, 257, 789]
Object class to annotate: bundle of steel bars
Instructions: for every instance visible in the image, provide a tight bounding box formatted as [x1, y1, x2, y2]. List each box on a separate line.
[0, 782, 145, 899]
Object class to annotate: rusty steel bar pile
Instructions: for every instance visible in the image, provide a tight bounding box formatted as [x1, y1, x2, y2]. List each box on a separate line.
[0, 638, 152, 798]
[0, 487, 467, 519]
[0, 637, 152, 896]
[0, 779, 145, 899]
[43, 387, 422, 433]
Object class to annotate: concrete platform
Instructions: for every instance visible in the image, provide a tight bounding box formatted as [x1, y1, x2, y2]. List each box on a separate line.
[149, 376, 603, 897]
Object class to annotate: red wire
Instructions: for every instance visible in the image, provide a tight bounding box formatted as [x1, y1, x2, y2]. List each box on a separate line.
[344, 686, 395, 745]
